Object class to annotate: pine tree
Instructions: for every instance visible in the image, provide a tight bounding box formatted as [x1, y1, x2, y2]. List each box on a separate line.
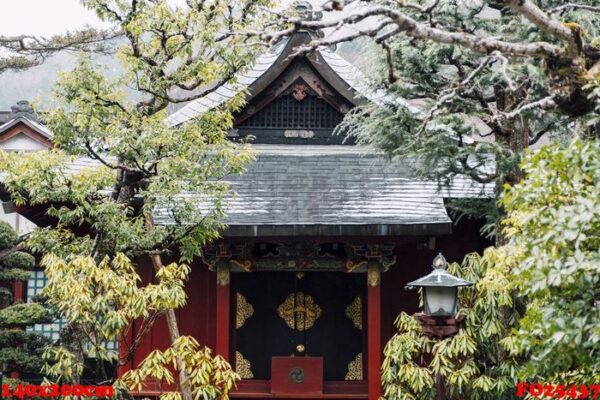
[0, 221, 55, 386]
[267, 0, 600, 234]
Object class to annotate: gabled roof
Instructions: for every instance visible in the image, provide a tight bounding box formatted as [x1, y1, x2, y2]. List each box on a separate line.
[167, 32, 374, 127]
[0, 116, 53, 150]
[0, 116, 53, 139]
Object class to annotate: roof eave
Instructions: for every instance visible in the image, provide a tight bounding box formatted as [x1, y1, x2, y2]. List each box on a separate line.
[221, 222, 452, 237]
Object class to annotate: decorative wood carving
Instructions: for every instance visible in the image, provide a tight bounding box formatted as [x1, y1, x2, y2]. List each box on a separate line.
[367, 263, 381, 287]
[216, 263, 230, 286]
[236, 293, 254, 329]
[292, 84, 308, 101]
[277, 292, 322, 331]
[236, 351, 254, 379]
[345, 296, 362, 330]
[345, 353, 363, 381]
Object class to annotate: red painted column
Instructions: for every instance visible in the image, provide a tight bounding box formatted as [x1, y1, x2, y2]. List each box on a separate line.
[367, 264, 382, 400]
[215, 264, 230, 361]
[13, 280, 24, 302]
[11, 280, 25, 380]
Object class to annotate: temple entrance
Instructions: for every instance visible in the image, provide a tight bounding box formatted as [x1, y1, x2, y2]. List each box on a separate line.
[233, 272, 365, 381]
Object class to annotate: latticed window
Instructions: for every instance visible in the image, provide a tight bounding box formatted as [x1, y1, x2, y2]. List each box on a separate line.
[27, 270, 118, 351]
[239, 93, 344, 129]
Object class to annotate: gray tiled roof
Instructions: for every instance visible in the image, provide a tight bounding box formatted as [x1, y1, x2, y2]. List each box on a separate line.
[153, 145, 493, 236]
[166, 38, 395, 126]
[0, 116, 53, 138]
[167, 40, 288, 127]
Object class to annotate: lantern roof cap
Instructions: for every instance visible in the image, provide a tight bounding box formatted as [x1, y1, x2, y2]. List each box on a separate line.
[405, 253, 474, 289]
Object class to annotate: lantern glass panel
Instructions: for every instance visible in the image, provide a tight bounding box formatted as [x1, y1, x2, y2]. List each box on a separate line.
[424, 286, 457, 316]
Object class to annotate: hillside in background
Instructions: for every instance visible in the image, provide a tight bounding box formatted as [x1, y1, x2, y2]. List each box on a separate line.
[0, 38, 374, 112]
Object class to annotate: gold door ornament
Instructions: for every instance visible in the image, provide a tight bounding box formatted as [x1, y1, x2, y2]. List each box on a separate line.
[235, 351, 254, 379]
[277, 292, 322, 331]
[345, 296, 362, 330]
[236, 293, 254, 329]
[345, 353, 363, 381]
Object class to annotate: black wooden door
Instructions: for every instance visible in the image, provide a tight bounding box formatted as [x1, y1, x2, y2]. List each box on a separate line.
[234, 272, 364, 381]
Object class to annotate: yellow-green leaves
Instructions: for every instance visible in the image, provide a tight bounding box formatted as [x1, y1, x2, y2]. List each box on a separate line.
[121, 336, 239, 400]
[382, 250, 521, 400]
[41, 253, 189, 365]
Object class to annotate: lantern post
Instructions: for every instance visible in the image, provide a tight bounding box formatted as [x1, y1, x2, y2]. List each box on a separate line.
[406, 253, 473, 400]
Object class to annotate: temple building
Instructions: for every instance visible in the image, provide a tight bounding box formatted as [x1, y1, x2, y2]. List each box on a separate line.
[125, 26, 491, 399]
[0, 16, 492, 400]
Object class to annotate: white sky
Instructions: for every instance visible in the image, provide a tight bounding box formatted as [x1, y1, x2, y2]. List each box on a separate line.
[0, 0, 348, 37]
[0, 0, 112, 36]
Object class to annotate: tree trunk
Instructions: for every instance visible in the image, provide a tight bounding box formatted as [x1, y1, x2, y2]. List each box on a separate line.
[145, 215, 194, 400]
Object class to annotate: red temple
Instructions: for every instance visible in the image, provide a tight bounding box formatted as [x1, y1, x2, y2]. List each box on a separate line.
[118, 30, 491, 399]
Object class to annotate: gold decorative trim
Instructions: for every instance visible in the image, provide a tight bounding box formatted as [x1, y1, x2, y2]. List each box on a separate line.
[345, 296, 362, 330]
[235, 351, 254, 379]
[367, 263, 381, 287]
[216, 263, 230, 286]
[345, 353, 363, 381]
[345, 260, 367, 272]
[236, 293, 254, 329]
[277, 292, 322, 331]
[230, 259, 252, 272]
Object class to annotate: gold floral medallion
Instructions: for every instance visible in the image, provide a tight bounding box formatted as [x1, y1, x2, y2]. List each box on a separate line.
[277, 292, 322, 331]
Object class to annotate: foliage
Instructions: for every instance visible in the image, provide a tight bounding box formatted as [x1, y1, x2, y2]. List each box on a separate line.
[120, 336, 238, 400]
[0, 330, 52, 372]
[0, 222, 57, 377]
[324, 0, 600, 232]
[0, 221, 18, 249]
[0, 0, 271, 396]
[501, 138, 600, 382]
[39, 253, 239, 399]
[41, 252, 187, 366]
[1, 251, 36, 270]
[382, 138, 600, 398]
[0, 303, 55, 327]
[382, 249, 520, 400]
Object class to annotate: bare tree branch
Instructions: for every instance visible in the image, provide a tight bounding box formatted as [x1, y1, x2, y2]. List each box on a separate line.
[257, 5, 562, 57]
[550, 3, 600, 14]
[0, 28, 121, 73]
[500, 95, 557, 121]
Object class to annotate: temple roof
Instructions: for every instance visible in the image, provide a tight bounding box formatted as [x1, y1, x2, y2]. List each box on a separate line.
[154, 145, 493, 237]
[167, 33, 376, 127]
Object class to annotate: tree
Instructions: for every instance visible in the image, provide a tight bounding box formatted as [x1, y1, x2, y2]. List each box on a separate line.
[382, 249, 520, 400]
[0, 28, 120, 74]
[0, 221, 55, 386]
[500, 138, 600, 384]
[262, 0, 600, 233]
[0, 0, 271, 398]
[381, 138, 600, 399]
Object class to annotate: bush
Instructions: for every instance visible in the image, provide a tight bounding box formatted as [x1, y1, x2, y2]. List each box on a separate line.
[0, 303, 55, 327]
[0, 221, 18, 250]
[0, 251, 36, 270]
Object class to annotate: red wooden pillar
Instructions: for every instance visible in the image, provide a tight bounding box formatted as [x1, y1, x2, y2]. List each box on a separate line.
[367, 264, 382, 400]
[12, 280, 24, 302]
[215, 264, 230, 361]
[10, 277, 26, 380]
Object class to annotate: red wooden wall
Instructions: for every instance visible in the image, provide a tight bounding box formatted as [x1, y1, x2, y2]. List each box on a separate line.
[123, 218, 488, 398]
[123, 257, 216, 372]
